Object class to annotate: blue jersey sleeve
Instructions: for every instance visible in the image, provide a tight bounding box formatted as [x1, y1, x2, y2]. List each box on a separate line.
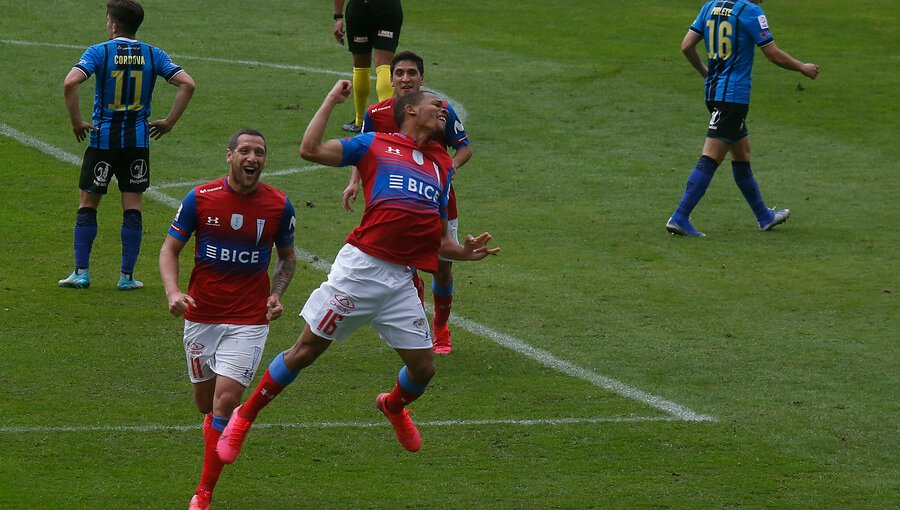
[439, 166, 455, 219]
[361, 110, 374, 133]
[689, 1, 715, 36]
[168, 189, 199, 242]
[444, 103, 469, 150]
[275, 197, 296, 249]
[339, 132, 376, 167]
[740, 3, 774, 47]
[151, 46, 184, 81]
[74, 44, 103, 78]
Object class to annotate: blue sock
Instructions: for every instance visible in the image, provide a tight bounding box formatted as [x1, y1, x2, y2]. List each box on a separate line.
[674, 155, 719, 219]
[732, 161, 771, 223]
[398, 366, 427, 394]
[120, 209, 142, 276]
[211, 415, 229, 432]
[269, 351, 301, 386]
[431, 280, 454, 297]
[74, 208, 97, 271]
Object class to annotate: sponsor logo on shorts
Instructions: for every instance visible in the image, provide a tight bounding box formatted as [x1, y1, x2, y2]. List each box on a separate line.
[413, 318, 427, 330]
[187, 341, 204, 354]
[708, 109, 722, 130]
[353, 36, 369, 43]
[93, 161, 111, 186]
[377, 30, 394, 38]
[129, 159, 148, 184]
[330, 294, 356, 314]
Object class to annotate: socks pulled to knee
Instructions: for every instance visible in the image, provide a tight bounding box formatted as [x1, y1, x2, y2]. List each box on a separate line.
[120, 209, 142, 276]
[431, 280, 454, 327]
[674, 155, 719, 219]
[352, 67, 371, 126]
[74, 207, 98, 270]
[375, 64, 392, 101]
[731, 161, 771, 223]
[197, 415, 228, 493]
[238, 352, 300, 422]
[385, 366, 427, 412]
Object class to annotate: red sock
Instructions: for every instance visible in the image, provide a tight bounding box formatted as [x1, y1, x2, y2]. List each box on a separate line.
[197, 427, 224, 493]
[385, 380, 424, 413]
[432, 293, 453, 327]
[238, 369, 286, 422]
[412, 271, 425, 306]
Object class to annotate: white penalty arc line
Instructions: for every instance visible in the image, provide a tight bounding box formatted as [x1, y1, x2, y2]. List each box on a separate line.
[1, 127, 716, 423]
[0, 39, 468, 122]
[0, 416, 681, 435]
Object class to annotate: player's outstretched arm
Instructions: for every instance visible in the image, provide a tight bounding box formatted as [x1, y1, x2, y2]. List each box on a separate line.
[150, 71, 196, 139]
[159, 234, 196, 317]
[761, 43, 819, 79]
[681, 31, 708, 78]
[439, 229, 501, 262]
[300, 80, 353, 166]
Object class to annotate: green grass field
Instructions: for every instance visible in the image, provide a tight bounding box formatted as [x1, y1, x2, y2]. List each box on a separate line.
[1, 1, 897, 508]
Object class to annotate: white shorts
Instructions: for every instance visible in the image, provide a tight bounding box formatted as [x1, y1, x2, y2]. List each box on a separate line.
[183, 321, 268, 387]
[301, 244, 432, 349]
[437, 218, 459, 263]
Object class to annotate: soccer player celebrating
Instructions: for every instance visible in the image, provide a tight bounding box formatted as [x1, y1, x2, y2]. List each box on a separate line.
[159, 129, 297, 510]
[666, 0, 819, 236]
[342, 50, 472, 354]
[215, 80, 498, 470]
[59, 0, 194, 289]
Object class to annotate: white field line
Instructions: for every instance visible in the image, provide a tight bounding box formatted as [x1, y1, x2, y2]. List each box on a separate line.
[0, 416, 681, 435]
[3, 130, 716, 422]
[0, 39, 468, 122]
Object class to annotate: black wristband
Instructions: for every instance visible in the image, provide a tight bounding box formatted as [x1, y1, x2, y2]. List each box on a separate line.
[333, 13, 344, 20]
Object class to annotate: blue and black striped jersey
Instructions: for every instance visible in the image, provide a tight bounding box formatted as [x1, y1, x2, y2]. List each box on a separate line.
[74, 37, 183, 149]
[689, 0, 774, 104]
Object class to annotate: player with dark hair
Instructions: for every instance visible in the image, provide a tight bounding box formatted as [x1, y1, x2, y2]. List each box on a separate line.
[59, 0, 195, 289]
[342, 50, 472, 354]
[666, 0, 819, 236]
[214, 81, 498, 471]
[332, 0, 403, 133]
[159, 128, 297, 510]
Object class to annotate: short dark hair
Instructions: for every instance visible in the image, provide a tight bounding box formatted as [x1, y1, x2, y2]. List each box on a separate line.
[107, 0, 144, 36]
[393, 91, 426, 127]
[390, 51, 425, 76]
[228, 128, 267, 150]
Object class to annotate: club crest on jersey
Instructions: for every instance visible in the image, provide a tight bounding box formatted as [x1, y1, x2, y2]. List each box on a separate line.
[386, 146, 401, 155]
[412, 150, 424, 165]
[231, 213, 244, 230]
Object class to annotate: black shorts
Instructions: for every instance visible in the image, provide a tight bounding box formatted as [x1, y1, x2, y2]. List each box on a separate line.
[79, 147, 150, 194]
[346, 0, 403, 54]
[705, 102, 749, 143]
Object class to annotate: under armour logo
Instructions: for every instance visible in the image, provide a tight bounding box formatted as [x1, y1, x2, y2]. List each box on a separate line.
[386, 146, 401, 155]
[206, 216, 220, 226]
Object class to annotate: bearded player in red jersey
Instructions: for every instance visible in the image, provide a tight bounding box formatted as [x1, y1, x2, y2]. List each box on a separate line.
[343, 51, 472, 355]
[159, 129, 296, 510]
[215, 81, 498, 475]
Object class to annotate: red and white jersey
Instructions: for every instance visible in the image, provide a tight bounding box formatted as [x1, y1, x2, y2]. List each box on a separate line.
[362, 96, 469, 220]
[168, 177, 296, 325]
[339, 132, 454, 274]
